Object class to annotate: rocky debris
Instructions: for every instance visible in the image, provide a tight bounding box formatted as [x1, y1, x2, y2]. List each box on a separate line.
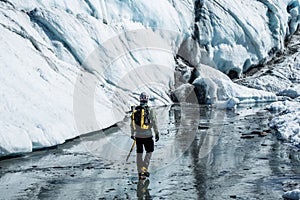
[240, 130, 270, 139]
[283, 181, 300, 192]
[241, 134, 255, 139]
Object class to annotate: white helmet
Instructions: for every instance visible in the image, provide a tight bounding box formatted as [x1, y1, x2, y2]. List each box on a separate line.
[139, 92, 149, 103]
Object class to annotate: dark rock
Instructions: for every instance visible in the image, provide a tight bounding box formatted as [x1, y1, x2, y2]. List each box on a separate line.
[258, 157, 268, 160]
[241, 135, 255, 139]
[198, 125, 210, 129]
[251, 130, 261, 135]
[264, 129, 272, 133]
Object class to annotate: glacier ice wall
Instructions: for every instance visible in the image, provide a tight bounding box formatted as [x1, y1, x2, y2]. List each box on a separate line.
[0, 0, 299, 156]
[0, 0, 194, 156]
[191, 0, 300, 77]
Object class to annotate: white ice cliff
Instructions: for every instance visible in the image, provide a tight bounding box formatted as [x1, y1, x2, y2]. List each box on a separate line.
[0, 0, 299, 156]
[192, 0, 300, 77]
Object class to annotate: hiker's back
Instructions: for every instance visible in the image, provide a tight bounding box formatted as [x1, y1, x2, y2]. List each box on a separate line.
[132, 105, 151, 130]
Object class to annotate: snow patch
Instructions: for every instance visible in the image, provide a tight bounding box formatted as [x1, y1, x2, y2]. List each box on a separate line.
[268, 101, 300, 146]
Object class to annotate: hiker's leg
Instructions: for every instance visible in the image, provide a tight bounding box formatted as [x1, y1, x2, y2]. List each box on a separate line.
[143, 137, 154, 169]
[136, 138, 144, 173]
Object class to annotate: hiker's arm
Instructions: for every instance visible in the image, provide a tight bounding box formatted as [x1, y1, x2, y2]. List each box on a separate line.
[150, 109, 159, 139]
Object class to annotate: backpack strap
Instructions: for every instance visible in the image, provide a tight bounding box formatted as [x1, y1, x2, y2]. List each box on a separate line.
[131, 109, 137, 131]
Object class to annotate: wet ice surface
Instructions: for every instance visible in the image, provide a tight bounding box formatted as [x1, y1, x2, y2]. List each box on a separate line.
[0, 104, 300, 200]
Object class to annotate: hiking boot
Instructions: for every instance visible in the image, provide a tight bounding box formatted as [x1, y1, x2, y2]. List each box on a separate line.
[141, 167, 150, 177]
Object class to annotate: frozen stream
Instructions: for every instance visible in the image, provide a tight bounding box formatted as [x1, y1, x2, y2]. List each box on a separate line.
[0, 104, 300, 199]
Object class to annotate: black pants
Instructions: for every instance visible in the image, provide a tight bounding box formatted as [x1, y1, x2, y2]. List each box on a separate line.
[136, 137, 154, 153]
[136, 137, 154, 173]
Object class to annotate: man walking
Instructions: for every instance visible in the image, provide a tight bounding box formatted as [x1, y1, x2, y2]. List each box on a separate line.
[130, 92, 159, 180]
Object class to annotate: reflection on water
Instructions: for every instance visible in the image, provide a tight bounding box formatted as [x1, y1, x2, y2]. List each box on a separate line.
[137, 179, 151, 199]
[0, 104, 300, 200]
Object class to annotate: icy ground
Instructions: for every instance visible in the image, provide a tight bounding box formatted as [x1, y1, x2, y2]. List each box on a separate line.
[0, 105, 299, 200]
